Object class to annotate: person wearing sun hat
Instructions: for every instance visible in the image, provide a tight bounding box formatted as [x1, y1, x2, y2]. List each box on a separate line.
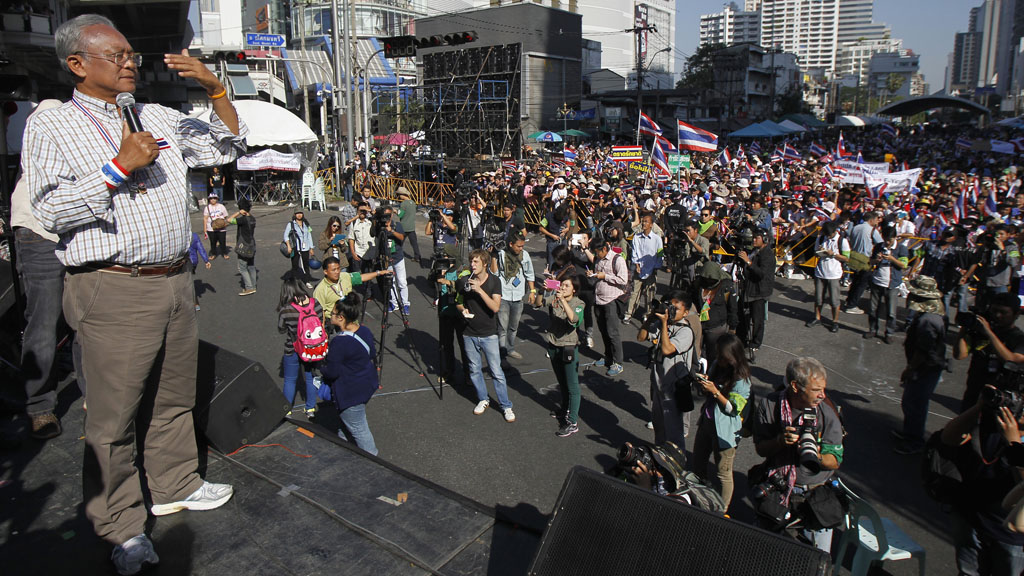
[892, 276, 947, 455]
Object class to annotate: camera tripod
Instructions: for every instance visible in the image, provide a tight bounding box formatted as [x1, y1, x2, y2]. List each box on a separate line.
[362, 223, 425, 386]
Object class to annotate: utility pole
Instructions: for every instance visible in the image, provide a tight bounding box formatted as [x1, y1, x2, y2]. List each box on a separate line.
[330, 0, 346, 194]
[628, 20, 657, 145]
[298, 1, 311, 128]
[336, 0, 354, 161]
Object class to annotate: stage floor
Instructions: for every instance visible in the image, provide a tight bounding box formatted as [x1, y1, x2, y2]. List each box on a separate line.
[0, 386, 540, 576]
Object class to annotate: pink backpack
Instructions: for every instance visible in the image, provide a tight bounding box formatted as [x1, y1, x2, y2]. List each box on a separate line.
[291, 300, 328, 362]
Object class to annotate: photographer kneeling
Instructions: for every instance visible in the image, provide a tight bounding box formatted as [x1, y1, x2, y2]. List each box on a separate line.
[751, 357, 845, 553]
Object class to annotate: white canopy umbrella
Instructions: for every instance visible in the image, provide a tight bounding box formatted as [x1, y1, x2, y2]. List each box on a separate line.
[193, 100, 317, 146]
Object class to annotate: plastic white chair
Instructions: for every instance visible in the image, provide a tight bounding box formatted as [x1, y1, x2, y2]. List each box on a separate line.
[310, 178, 326, 211]
[834, 480, 925, 576]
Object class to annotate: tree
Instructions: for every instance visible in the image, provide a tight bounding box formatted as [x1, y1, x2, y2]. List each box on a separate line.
[676, 42, 724, 91]
[885, 73, 904, 98]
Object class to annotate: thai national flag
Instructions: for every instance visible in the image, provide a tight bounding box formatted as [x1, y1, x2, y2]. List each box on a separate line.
[956, 137, 973, 150]
[563, 146, 577, 162]
[824, 164, 836, 179]
[651, 139, 671, 176]
[970, 178, 980, 204]
[881, 123, 898, 138]
[736, 145, 746, 160]
[551, 159, 568, 169]
[856, 151, 865, 164]
[936, 212, 949, 230]
[749, 141, 762, 156]
[833, 164, 848, 177]
[639, 111, 663, 136]
[501, 159, 517, 171]
[718, 148, 732, 167]
[955, 191, 966, 220]
[869, 181, 887, 199]
[985, 186, 999, 216]
[837, 132, 850, 158]
[676, 120, 717, 152]
[655, 134, 678, 153]
[783, 143, 802, 162]
[820, 152, 834, 164]
[770, 147, 784, 163]
[808, 142, 827, 157]
[743, 159, 755, 176]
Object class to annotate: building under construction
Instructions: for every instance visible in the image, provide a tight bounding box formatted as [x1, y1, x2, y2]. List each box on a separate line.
[414, 3, 582, 164]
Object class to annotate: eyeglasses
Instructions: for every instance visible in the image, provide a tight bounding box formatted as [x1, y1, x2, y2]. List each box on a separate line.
[75, 51, 142, 68]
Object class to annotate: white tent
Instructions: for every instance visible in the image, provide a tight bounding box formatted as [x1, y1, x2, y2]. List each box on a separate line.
[778, 119, 807, 132]
[192, 100, 317, 146]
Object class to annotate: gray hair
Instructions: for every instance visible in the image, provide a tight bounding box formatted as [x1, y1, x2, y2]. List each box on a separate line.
[785, 357, 827, 391]
[55, 14, 117, 73]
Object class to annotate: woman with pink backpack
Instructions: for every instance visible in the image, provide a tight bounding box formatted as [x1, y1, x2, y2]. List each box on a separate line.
[277, 278, 328, 418]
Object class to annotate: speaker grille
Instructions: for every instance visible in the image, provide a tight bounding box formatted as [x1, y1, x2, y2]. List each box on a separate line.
[529, 467, 830, 576]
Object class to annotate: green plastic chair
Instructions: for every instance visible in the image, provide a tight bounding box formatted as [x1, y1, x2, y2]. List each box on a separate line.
[834, 480, 926, 576]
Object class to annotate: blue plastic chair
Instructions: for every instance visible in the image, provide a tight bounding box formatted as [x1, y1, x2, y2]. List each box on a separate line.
[834, 480, 926, 576]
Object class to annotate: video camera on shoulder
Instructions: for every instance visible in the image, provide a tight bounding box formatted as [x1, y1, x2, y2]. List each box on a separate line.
[983, 367, 1024, 418]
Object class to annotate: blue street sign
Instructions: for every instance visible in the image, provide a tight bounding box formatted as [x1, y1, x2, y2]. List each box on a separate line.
[246, 33, 285, 47]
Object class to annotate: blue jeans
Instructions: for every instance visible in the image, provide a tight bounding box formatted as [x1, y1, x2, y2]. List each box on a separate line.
[282, 352, 316, 410]
[14, 229, 66, 416]
[497, 298, 524, 354]
[900, 367, 943, 445]
[339, 403, 378, 455]
[463, 334, 511, 409]
[237, 255, 256, 290]
[952, 509, 1024, 576]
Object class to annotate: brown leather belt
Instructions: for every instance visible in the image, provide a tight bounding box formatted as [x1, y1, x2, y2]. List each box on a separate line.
[74, 258, 187, 277]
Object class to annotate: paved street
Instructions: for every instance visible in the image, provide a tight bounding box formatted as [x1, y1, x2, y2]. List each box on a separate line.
[189, 199, 957, 574]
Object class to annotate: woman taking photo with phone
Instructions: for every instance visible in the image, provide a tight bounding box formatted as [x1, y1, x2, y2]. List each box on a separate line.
[546, 276, 585, 437]
[690, 333, 751, 512]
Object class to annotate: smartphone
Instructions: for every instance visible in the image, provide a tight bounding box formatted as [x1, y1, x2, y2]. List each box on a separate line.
[544, 278, 561, 291]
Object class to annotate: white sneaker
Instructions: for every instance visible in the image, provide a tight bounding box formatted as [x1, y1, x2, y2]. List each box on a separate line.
[111, 534, 159, 576]
[503, 408, 516, 423]
[473, 399, 490, 415]
[150, 481, 234, 516]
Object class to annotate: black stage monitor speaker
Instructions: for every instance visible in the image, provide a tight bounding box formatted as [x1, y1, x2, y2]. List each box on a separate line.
[195, 340, 290, 453]
[529, 466, 831, 576]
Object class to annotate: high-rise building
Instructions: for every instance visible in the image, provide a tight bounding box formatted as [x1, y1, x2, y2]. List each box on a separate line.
[948, 0, 1019, 97]
[699, 0, 893, 77]
[699, 3, 760, 47]
[952, 31, 982, 89]
[835, 38, 902, 85]
[464, 0, 675, 88]
[867, 50, 919, 100]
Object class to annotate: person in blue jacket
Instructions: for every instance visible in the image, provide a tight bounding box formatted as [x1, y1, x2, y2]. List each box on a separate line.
[188, 232, 212, 310]
[321, 292, 379, 455]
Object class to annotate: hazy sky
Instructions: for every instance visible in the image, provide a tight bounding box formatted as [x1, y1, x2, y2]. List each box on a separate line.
[675, 0, 974, 92]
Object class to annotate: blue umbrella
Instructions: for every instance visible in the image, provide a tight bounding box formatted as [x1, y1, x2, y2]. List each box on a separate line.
[534, 131, 563, 143]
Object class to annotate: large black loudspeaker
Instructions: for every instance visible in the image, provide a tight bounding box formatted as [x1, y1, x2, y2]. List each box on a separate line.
[529, 467, 831, 576]
[195, 340, 290, 453]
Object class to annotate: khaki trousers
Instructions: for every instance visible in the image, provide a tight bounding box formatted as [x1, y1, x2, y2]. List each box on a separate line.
[65, 268, 203, 545]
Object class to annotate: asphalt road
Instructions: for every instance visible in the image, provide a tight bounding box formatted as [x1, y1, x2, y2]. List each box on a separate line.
[193, 200, 959, 575]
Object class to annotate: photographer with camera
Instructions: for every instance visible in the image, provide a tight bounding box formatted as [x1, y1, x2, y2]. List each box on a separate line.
[751, 357, 844, 552]
[490, 231, 538, 361]
[425, 197, 458, 258]
[940, 384, 1024, 575]
[677, 220, 711, 289]
[955, 292, 1024, 411]
[736, 227, 775, 362]
[637, 290, 697, 451]
[962, 223, 1021, 315]
[370, 205, 410, 313]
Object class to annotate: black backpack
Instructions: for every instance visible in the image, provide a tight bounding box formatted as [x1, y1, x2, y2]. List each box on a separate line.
[921, 430, 967, 507]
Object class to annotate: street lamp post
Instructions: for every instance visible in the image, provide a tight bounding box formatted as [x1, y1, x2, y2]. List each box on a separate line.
[557, 102, 575, 137]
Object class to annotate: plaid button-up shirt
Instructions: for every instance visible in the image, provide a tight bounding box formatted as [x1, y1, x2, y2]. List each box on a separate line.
[25, 90, 248, 266]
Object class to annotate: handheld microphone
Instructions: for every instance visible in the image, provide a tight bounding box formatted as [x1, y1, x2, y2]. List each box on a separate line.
[115, 92, 144, 133]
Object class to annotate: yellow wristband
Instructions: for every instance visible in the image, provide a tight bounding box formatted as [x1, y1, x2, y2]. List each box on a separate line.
[209, 88, 227, 100]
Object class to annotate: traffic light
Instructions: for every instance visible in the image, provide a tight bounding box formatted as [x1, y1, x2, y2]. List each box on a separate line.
[413, 31, 478, 50]
[382, 35, 416, 59]
[444, 31, 478, 45]
[415, 35, 444, 50]
[214, 51, 247, 63]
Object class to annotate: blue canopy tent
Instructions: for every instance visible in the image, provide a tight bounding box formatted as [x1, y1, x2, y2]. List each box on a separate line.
[760, 120, 801, 135]
[728, 123, 781, 138]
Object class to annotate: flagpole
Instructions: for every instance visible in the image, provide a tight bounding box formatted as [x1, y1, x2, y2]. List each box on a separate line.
[636, 108, 642, 146]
